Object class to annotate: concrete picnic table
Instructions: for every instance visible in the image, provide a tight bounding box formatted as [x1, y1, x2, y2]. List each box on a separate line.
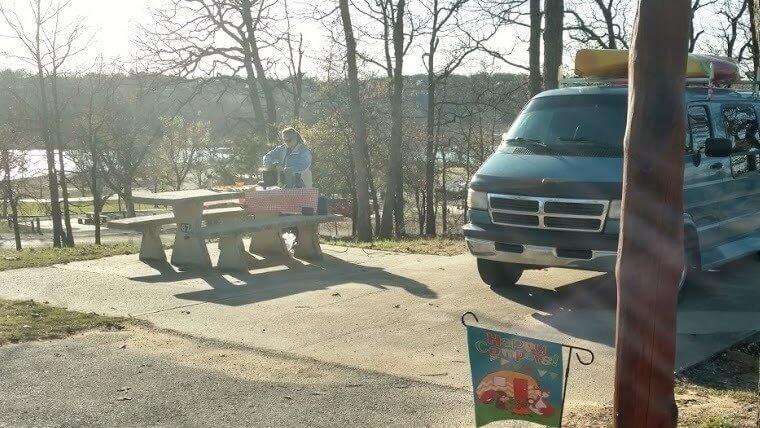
[132, 189, 244, 269]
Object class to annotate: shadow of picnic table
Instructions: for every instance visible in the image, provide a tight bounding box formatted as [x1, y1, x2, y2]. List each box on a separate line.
[129, 253, 437, 307]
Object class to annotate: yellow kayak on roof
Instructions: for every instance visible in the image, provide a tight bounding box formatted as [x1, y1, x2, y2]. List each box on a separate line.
[574, 49, 740, 82]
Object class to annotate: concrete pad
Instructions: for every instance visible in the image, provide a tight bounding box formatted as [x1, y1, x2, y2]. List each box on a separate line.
[0, 243, 758, 408]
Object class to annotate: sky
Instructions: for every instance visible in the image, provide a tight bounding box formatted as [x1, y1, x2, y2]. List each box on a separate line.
[0, 0, 153, 70]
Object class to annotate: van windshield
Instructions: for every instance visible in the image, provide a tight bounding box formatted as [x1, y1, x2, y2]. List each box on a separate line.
[500, 95, 627, 156]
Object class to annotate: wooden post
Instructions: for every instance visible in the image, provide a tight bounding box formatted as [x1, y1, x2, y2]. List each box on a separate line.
[614, 1, 690, 427]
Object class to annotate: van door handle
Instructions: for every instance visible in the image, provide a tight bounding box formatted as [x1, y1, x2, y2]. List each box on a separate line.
[710, 162, 723, 170]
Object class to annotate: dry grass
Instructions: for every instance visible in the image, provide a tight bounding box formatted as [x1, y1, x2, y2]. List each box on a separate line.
[323, 236, 466, 256]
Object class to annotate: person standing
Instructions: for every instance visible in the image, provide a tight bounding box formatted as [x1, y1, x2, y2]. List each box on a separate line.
[262, 127, 313, 188]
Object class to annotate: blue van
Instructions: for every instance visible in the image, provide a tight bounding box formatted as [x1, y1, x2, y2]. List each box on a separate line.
[463, 85, 760, 297]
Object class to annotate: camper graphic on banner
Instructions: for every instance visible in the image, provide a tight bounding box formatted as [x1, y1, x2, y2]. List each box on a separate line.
[466, 324, 564, 427]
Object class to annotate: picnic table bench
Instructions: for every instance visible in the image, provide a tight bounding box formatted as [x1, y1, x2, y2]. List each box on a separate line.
[200, 213, 344, 271]
[108, 207, 245, 262]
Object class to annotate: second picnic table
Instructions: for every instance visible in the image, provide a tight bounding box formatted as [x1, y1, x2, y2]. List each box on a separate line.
[132, 189, 244, 269]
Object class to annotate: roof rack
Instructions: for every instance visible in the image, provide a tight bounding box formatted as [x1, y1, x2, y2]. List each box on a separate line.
[559, 63, 760, 101]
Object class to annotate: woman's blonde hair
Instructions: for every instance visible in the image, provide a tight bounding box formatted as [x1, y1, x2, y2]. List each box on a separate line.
[281, 127, 303, 145]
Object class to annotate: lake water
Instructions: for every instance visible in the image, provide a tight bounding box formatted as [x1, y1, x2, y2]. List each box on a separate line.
[6, 150, 79, 180]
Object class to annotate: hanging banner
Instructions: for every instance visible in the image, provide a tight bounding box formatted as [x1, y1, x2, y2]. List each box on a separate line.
[466, 324, 565, 427]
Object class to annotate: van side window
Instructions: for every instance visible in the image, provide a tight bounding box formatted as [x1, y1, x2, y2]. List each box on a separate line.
[687, 105, 711, 152]
[722, 105, 759, 152]
[722, 105, 760, 175]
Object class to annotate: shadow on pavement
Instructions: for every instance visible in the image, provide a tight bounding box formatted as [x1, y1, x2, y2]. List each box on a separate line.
[131, 254, 437, 306]
[488, 256, 760, 347]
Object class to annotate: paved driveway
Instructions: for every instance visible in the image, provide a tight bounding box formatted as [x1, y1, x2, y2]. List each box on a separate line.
[0, 244, 757, 406]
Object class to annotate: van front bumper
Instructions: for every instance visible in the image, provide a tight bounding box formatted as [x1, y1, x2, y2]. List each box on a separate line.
[465, 237, 618, 272]
[463, 218, 619, 272]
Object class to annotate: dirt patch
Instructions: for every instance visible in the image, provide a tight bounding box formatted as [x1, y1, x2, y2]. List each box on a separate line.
[557, 335, 760, 427]
[115, 325, 350, 386]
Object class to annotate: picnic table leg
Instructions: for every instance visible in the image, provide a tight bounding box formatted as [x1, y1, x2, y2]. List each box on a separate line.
[248, 212, 292, 259]
[293, 224, 323, 261]
[170, 201, 212, 269]
[217, 232, 251, 271]
[139, 224, 166, 262]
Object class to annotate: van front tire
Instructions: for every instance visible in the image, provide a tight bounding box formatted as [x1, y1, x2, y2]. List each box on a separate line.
[477, 259, 524, 287]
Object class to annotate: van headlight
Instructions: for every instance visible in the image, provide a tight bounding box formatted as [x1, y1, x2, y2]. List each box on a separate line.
[608, 200, 622, 219]
[468, 189, 489, 210]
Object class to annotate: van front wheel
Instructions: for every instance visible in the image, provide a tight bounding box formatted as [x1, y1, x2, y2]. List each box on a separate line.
[477, 259, 524, 288]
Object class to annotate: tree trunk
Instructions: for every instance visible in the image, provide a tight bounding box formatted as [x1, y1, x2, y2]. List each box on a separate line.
[441, 146, 448, 235]
[2, 150, 21, 250]
[58, 149, 75, 247]
[367, 155, 381, 235]
[240, 0, 277, 143]
[543, 0, 564, 90]
[379, 0, 407, 239]
[424, 10, 438, 237]
[123, 184, 136, 218]
[601, 1, 617, 49]
[749, 1, 759, 79]
[346, 139, 358, 237]
[90, 146, 101, 245]
[529, 0, 542, 96]
[614, 1, 689, 426]
[340, 0, 373, 242]
[35, 74, 63, 247]
[754, 0, 760, 61]
[243, 60, 267, 143]
[392, 0, 407, 239]
[51, 70, 74, 247]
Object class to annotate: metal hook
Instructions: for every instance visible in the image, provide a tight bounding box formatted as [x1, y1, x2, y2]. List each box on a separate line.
[461, 311, 479, 326]
[570, 346, 595, 366]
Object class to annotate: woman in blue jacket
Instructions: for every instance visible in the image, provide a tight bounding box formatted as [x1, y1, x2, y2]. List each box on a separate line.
[263, 127, 313, 188]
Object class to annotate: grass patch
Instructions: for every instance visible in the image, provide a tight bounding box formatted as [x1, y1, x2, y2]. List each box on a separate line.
[699, 417, 738, 428]
[16, 201, 152, 216]
[0, 242, 141, 271]
[323, 236, 466, 256]
[0, 299, 125, 346]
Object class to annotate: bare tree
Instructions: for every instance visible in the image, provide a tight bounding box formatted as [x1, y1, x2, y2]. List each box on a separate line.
[688, 0, 716, 52]
[98, 76, 162, 217]
[543, 0, 564, 90]
[714, 0, 750, 60]
[70, 64, 117, 245]
[353, 0, 415, 238]
[566, 0, 632, 49]
[614, 0, 689, 425]
[420, 0, 492, 236]
[0, 124, 27, 251]
[282, 0, 305, 123]
[0, 0, 89, 247]
[140, 0, 281, 143]
[160, 116, 210, 191]
[339, 0, 373, 242]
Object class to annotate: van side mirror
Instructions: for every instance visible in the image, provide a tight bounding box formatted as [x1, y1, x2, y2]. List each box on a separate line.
[704, 138, 732, 157]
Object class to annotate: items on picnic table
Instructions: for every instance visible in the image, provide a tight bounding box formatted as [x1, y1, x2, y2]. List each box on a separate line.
[242, 188, 320, 215]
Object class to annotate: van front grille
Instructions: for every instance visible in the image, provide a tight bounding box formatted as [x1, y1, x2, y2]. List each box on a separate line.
[544, 201, 605, 216]
[491, 212, 540, 227]
[544, 217, 601, 231]
[490, 198, 539, 212]
[488, 194, 609, 232]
